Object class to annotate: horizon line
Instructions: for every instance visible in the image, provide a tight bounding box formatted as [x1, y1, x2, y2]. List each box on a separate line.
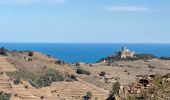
[0, 42, 170, 44]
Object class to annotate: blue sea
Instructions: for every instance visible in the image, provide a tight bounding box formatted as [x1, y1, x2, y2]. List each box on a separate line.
[0, 43, 170, 63]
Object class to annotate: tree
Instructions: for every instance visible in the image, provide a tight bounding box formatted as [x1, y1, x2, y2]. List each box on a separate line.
[107, 82, 120, 100]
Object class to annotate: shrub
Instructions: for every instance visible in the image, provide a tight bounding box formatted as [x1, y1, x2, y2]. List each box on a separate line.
[24, 85, 28, 89]
[55, 60, 65, 65]
[99, 71, 106, 76]
[154, 74, 163, 88]
[8, 69, 77, 88]
[69, 74, 77, 81]
[28, 51, 34, 56]
[75, 62, 80, 66]
[89, 64, 93, 67]
[13, 78, 21, 85]
[41, 96, 44, 99]
[76, 68, 91, 75]
[160, 56, 170, 60]
[106, 82, 120, 100]
[30, 70, 65, 88]
[111, 82, 120, 95]
[86, 91, 92, 98]
[148, 64, 156, 69]
[0, 47, 8, 56]
[83, 91, 93, 100]
[0, 92, 11, 100]
[135, 54, 156, 60]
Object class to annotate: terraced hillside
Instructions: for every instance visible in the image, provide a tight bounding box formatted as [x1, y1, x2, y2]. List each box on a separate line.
[10, 79, 109, 100]
[1, 50, 169, 100]
[0, 73, 12, 93]
[0, 56, 16, 93]
[0, 52, 109, 100]
[0, 56, 16, 73]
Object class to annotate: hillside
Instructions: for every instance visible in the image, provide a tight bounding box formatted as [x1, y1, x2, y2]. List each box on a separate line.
[0, 49, 169, 100]
[0, 50, 109, 100]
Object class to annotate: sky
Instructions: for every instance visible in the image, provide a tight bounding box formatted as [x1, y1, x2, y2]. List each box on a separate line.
[0, 0, 170, 43]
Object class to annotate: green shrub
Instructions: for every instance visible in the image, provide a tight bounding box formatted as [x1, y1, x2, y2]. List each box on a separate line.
[28, 51, 34, 56]
[86, 91, 92, 98]
[30, 70, 65, 88]
[0, 47, 8, 56]
[76, 68, 91, 75]
[0, 92, 11, 100]
[111, 82, 120, 95]
[13, 78, 21, 85]
[99, 71, 106, 76]
[8, 69, 77, 88]
[148, 64, 156, 69]
[135, 54, 156, 60]
[154, 74, 163, 88]
[160, 56, 170, 60]
[55, 60, 65, 65]
[106, 82, 121, 100]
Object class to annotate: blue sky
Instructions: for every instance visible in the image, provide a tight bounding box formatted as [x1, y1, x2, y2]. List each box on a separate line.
[0, 0, 170, 43]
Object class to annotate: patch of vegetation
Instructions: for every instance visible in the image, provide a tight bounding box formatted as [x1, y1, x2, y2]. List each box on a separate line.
[28, 51, 34, 57]
[135, 54, 156, 60]
[160, 56, 170, 60]
[97, 53, 156, 63]
[7, 69, 77, 88]
[83, 91, 92, 100]
[75, 62, 80, 66]
[30, 70, 64, 88]
[154, 74, 163, 88]
[99, 71, 106, 76]
[107, 82, 120, 100]
[13, 78, 21, 85]
[76, 68, 91, 75]
[111, 82, 120, 95]
[0, 92, 11, 100]
[0, 47, 8, 56]
[54, 60, 66, 65]
[148, 65, 156, 69]
[86, 91, 92, 98]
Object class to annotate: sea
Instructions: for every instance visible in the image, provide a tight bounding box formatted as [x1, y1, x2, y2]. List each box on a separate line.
[0, 43, 170, 63]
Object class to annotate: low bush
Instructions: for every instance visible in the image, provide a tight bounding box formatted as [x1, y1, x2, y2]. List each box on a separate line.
[154, 74, 163, 88]
[30, 69, 77, 88]
[135, 54, 156, 60]
[0, 92, 11, 100]
[28, 51, 34, 57]
[7, 69, 77, 88]
[111, 82, 120, 95]
[76, 68, 91, 75]
[107, 82, 120, 100]
[55, 60, 65, 65]
[160, 56, 170, 60]
[99, 71, 106, 76]
[13, 78, 21, 85]
[86, 91, 92, 98]
[148, 65, 156, 69]
[0, 47, 8, 56]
